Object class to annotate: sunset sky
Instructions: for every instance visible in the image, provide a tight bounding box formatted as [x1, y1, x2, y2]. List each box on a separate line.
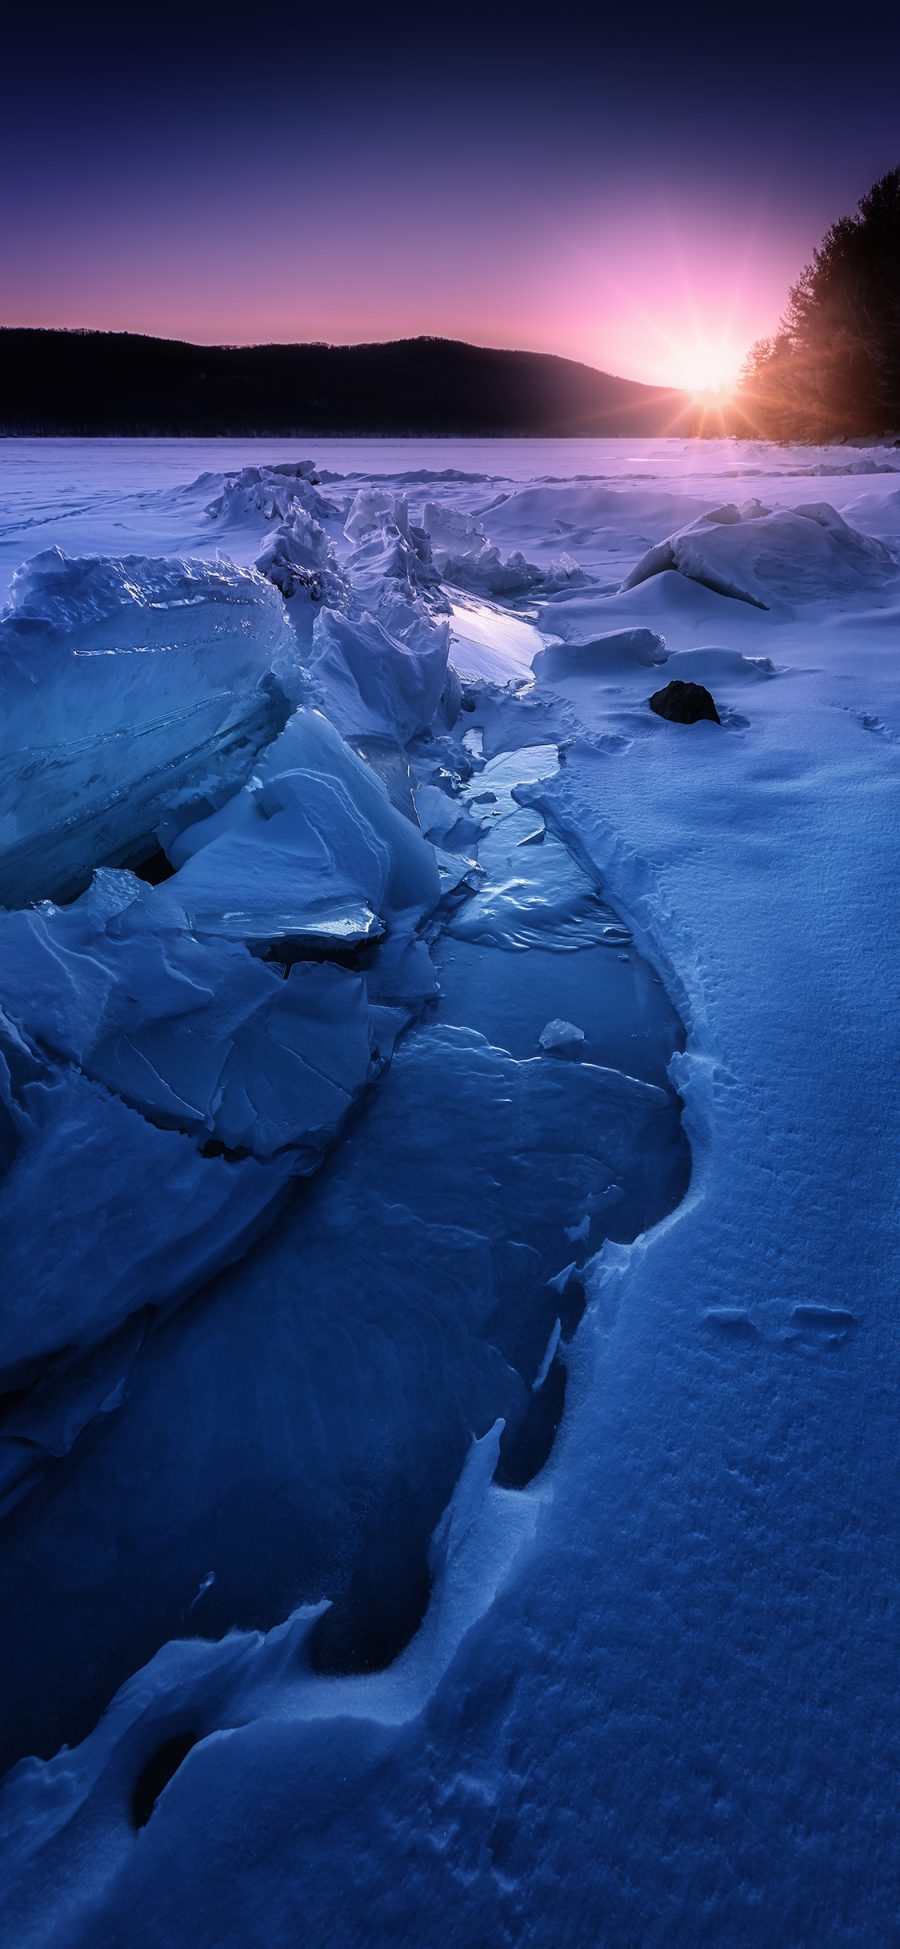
[4, 1, 899, 391]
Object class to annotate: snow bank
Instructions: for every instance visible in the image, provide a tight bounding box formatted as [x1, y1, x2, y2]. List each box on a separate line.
[622, 499, 898, 609]
[474, 480, 708, 547]
[533, 625, 668, 680]
[0, 550, 295, 906]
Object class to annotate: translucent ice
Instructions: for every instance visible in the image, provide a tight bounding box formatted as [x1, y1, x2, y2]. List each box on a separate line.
[0, 549, 296, 905]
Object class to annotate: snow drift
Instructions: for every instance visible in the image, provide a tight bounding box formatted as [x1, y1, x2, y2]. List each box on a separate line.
[621, 499, 898, 609]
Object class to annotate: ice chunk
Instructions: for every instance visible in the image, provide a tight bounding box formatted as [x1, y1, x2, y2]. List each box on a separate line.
[539, 1018, 586, 1055]
[345, 510, 448, 615]
[255, 509, 350, 622]
[305, 606, 450, 744]
[0, 1031, 292, 1390]
[444, 544, 544, 597]
[422, 499, 553, 597]
[421, 500, 492, 557]
[0, 874, 383, 1161]
[206, 462, 338, 527]
[0, 550, 295, 906]
[344, 485, 405, 543]
[266, 492, 455, 738]
[446, 766, 612, 954]
[155, 708, 441, 947]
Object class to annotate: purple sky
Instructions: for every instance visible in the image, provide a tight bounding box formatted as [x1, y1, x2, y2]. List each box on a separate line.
[4, 3, 898, 390]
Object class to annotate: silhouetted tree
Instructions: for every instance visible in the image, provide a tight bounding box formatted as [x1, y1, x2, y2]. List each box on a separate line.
[737, 168, 900, 438]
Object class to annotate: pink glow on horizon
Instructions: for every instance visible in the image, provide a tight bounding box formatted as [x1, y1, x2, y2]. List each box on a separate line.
[3, 184, 806, 390]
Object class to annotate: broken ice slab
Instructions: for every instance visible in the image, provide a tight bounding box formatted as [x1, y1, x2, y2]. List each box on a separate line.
[304, 604, 451, 746]
[154, 709, 440, 947]
[154, 894, 384, 956]
[0, 873, 384, 1163]
[0, 549, 297, 908]
[445, 809, 617, 951]
[0, 1004, 689, 1764]
[0, 1033, 294, 1397]
[0, 732, 686, 1763]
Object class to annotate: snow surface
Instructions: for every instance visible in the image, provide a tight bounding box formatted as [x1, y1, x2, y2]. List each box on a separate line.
[0, 436, 898, 1947]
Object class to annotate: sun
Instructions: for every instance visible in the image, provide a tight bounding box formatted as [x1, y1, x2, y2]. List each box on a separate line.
[668, 337, 742, 400]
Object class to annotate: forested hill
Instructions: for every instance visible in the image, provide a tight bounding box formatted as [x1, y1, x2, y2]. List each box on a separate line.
[0, 330, 696, 437]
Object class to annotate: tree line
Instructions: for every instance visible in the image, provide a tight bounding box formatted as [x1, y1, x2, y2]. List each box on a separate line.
[735, 168, 900, 439]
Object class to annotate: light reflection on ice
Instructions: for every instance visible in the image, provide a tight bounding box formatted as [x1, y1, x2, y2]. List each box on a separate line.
[448, 596, 545, 684]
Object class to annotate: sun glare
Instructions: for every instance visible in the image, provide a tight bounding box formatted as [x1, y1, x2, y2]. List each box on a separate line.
[669, 339, 742, 400]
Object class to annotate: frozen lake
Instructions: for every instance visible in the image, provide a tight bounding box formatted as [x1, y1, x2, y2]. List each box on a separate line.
[1, 434, 899, 1947]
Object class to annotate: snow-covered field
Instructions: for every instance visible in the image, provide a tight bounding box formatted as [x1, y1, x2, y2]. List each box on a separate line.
[0, 435, 898, 1946]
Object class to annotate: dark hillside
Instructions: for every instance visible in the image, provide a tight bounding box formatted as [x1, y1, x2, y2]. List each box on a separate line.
[0, 330, 695, 437]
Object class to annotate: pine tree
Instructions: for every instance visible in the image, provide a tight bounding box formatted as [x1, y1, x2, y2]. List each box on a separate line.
[737, 169, 900, 437]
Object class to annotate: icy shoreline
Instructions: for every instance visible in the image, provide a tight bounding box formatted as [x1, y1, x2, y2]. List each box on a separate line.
[0, 438, 898, 1947]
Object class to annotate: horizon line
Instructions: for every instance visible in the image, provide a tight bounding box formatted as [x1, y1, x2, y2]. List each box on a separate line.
[0, 324, 692, 397]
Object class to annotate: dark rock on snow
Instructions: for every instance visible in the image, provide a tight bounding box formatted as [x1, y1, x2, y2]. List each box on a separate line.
[649, 680, 720, 725]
